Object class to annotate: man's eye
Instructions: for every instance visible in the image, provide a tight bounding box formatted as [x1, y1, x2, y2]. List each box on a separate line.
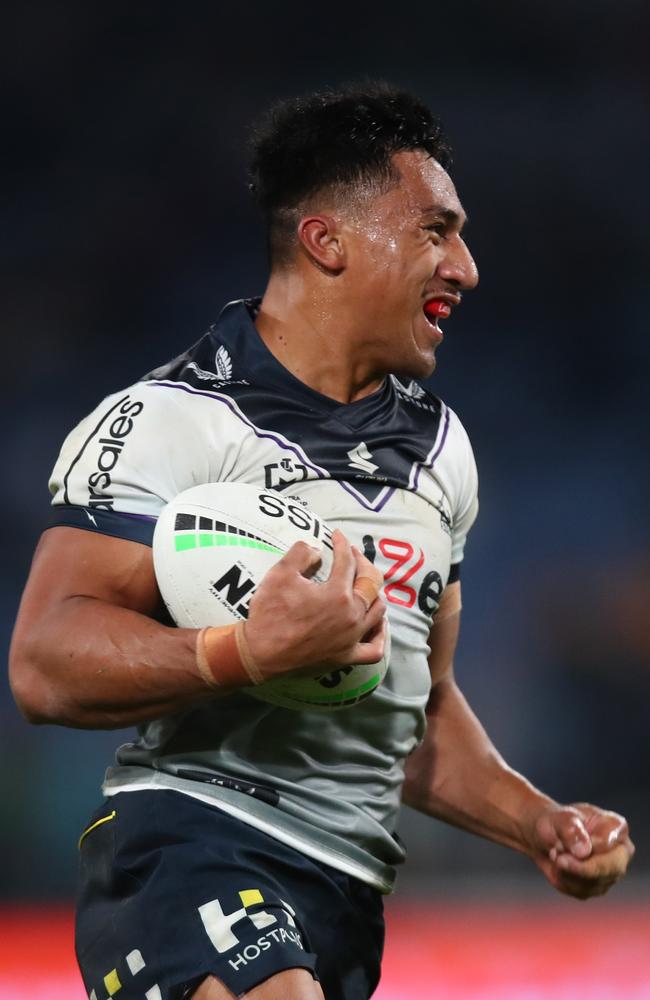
[424, 224, 446, 239]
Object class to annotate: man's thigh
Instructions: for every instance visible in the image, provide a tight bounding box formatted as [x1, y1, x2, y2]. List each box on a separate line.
[193, 969, 325, 999]
[75, 790, 383, 1000]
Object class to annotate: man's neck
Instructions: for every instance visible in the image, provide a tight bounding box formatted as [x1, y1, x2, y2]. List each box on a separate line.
[255, 272, 385, 405]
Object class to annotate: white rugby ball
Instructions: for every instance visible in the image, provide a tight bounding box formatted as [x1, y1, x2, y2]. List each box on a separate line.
[152, 482, 389, 710]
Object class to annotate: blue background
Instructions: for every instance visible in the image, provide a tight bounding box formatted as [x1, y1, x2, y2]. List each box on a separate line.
[2, 0, 649, 901]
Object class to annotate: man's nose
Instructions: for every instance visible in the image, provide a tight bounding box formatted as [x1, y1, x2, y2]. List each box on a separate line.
[438, 236, 479, 291]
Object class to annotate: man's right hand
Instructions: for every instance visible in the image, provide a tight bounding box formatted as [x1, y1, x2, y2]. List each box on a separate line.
[9, 524, 385, 729]
[243, 529, 386, 681]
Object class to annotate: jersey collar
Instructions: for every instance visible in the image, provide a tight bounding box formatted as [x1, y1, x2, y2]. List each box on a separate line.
[213, 298, 395, 423]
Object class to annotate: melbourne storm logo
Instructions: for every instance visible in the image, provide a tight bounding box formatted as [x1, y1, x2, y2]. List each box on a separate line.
[347, 442, 379, 475]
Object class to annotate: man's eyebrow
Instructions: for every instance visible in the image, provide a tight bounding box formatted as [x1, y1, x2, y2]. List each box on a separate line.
[420, 205, 468, 229]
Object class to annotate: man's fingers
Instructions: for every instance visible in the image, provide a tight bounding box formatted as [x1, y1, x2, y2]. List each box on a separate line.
[591, 823, 630, 855]
[537, 803, 634, 899]
[586, 811, 631, 855]
[347, 617, 387, 665]
[351, 544, 384, 611]
[352, 575, 380, 612]
[277, 540, 323, 576]
[606, 824, 632, 851]
[362, 594, 387, 633]
[325, 529, 356, 588]
[326, 534, 385, 615]
[564, 816, 593, 859]
[555, 870, 616, 900]
[537, 808, 592, 859]
[351, 545, 383, 586]
[556, 842, 633, 880]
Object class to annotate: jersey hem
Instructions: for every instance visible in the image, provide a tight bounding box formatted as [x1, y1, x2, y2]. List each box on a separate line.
[102, 772, 396, 895]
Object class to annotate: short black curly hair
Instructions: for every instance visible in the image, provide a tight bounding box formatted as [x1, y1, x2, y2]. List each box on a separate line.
[248, 81, 451, 266]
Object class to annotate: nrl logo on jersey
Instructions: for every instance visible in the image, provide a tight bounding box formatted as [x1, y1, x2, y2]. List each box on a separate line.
[264, 457, 310, 491]
[185, 347, 248, 386]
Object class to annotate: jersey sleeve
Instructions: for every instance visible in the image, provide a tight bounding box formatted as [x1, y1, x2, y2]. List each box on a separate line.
[48, 382, 213, 544]
[445, 406, 479, 568]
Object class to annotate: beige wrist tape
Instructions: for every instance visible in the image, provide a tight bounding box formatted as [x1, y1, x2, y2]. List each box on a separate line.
[195, 623, 264, 688]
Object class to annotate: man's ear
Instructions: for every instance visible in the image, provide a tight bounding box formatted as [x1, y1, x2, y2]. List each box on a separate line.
[297, 215, 346, 273]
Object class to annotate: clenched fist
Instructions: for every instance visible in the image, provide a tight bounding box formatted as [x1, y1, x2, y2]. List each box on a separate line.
[531, 802, 634, 899]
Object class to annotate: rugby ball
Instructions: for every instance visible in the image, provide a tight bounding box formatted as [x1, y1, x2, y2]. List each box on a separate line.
[152, 482, 389, 710]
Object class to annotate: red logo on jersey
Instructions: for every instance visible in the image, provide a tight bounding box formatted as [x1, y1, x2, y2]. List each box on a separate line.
[378, 538, 425, 608]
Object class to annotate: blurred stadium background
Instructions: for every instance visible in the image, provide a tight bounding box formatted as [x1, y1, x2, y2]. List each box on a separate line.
[2, 2, 649, 996]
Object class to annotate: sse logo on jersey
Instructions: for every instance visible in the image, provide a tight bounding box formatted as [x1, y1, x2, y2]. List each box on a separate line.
[257, 492, 334, 552]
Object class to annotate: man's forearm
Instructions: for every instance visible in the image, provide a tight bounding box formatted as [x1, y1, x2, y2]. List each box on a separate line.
[10, 526, 385, 731]
[10, 596, 211, 729]
[402, 676, 554, 857]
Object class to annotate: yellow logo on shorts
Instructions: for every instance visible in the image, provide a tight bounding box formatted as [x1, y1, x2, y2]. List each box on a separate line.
[238, 888, 264, 908]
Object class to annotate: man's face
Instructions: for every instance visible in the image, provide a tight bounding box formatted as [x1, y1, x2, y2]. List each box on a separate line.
[340, 150, 478, 380]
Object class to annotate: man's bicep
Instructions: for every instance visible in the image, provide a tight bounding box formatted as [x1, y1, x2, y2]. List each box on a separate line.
[18, 527, 162, 620]
[428, 580, 462, 687]
[9, 527, 203, 728]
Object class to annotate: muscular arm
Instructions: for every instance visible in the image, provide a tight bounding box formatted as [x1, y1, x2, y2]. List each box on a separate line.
[402, 582, 634, 898]
[9, 525, 385, 731]
[9, 528, 214, 729]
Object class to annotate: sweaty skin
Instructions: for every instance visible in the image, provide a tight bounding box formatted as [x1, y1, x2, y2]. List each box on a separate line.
[256, 151, 478, 402]
[8, 149, 634, 1000]
[255, 153, 633, 898]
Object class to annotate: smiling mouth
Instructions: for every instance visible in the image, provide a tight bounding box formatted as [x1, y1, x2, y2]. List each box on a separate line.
[423, 299, 452, 321]
[422, 299, 451, 339]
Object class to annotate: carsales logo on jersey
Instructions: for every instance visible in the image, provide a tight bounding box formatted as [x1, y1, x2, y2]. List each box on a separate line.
[86, 396, 144, 510]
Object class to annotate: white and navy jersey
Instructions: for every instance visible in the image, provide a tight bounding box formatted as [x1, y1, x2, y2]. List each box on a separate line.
[49, 298, 478, 893]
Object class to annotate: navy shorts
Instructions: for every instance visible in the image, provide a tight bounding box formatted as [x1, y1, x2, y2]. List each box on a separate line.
[75, 790, 384, 999]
